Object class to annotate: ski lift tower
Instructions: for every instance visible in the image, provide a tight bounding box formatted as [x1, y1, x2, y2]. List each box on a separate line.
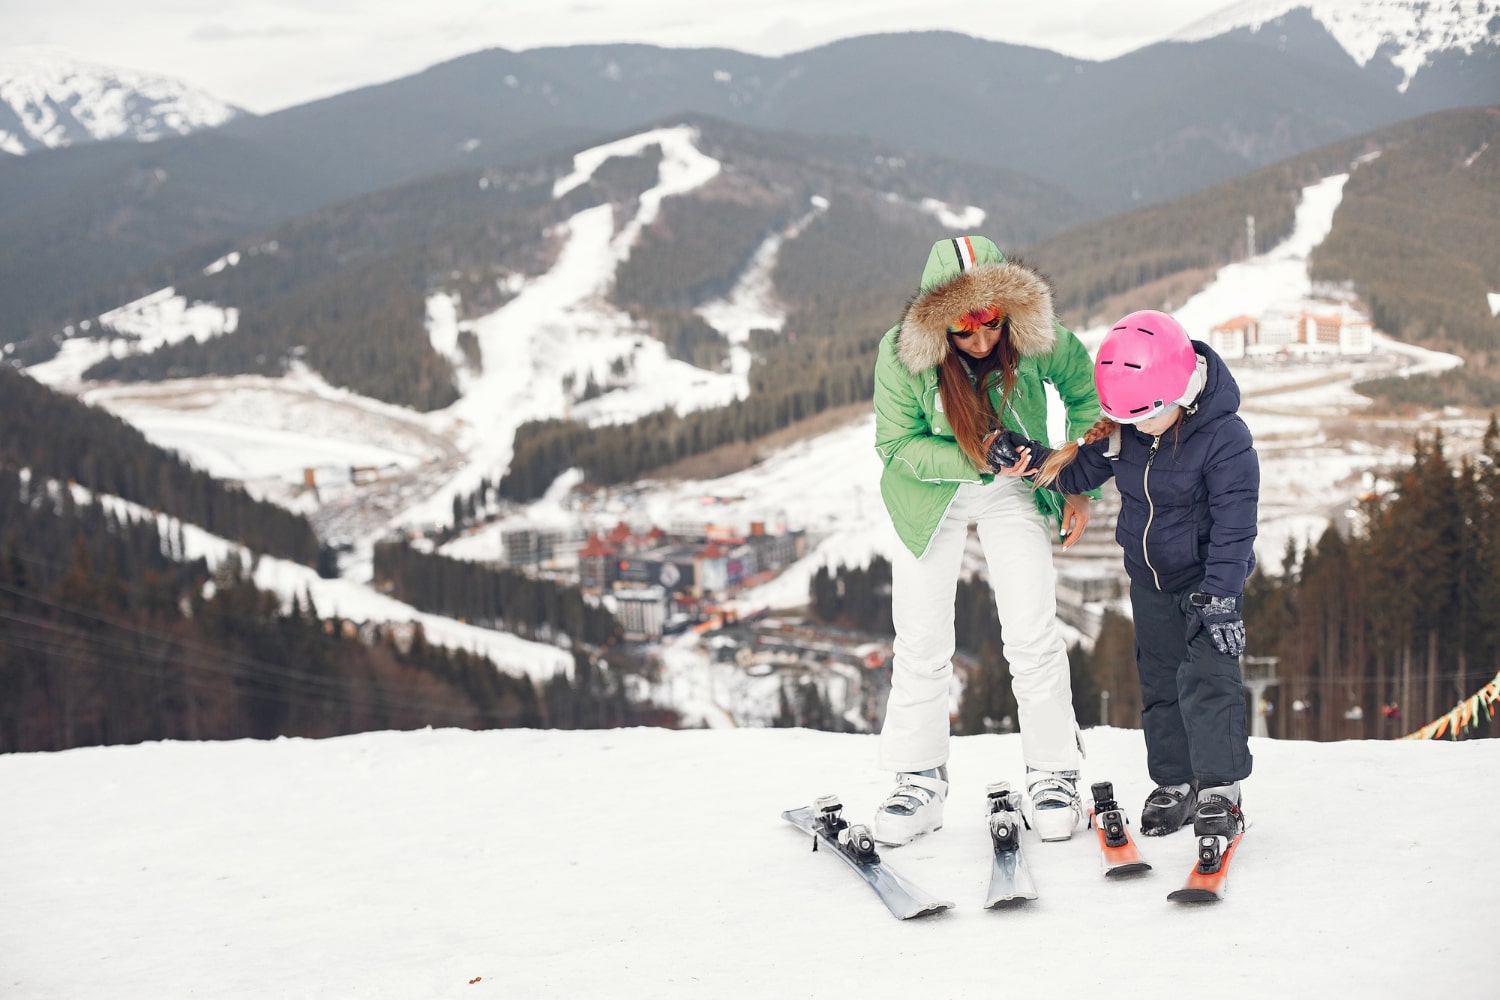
[1242, 655, 1280, 739]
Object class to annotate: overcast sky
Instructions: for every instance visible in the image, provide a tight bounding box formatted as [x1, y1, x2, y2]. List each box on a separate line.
[3, 1, 1224, 114]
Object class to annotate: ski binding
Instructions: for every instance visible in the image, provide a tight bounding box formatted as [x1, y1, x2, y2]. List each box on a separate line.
[782, 794, 954, 920]
[1088, 781, 1152, 878]
[984, 781, 1038, 906]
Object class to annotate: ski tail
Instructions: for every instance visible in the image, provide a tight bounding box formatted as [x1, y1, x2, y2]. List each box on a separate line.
[1168, 827, 1246, 903]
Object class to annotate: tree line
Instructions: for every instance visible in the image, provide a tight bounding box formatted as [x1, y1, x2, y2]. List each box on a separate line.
[499, 159, 1329, 498]
[499, 194, 926, 499]
[1309, 107, 1500, 366]
[1243, 422, 1500, 741]
[0, 466, 541, 752]
[371, 540, 624, 649]
[68, 150, 657, 411]
[0, 364, 678, 752]
[1, 366, 323, 567]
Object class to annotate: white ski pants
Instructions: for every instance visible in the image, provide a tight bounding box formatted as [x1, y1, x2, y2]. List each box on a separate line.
[879, 476, 1081, 774]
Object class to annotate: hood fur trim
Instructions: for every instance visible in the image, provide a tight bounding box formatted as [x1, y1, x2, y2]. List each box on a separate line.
[896, 257, 1057, 375]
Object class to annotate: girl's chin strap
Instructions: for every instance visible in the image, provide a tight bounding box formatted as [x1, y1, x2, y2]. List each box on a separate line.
[1178, 355, 1209, 415]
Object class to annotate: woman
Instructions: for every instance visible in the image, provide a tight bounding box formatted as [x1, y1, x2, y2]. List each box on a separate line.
[871, 235, 1101, 845]
[992, 309, 1258, 840]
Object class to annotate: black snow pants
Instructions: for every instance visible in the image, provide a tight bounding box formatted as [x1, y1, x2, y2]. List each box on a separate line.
[1130, 581, 1253, 787]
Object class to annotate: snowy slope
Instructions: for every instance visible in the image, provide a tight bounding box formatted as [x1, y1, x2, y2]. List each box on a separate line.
[400, 125, 742, 529]
[0, 46, 240, 155]
[1, 726, 1493, 998]
[1175, 0, 1497, 90]
[26, 471, 575, 682]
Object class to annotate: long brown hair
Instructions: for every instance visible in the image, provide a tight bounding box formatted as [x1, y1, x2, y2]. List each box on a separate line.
[940, 320, 1019, 470]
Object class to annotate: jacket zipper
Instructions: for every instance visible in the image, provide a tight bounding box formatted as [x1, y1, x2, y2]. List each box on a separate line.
[1142, 435, 1162, 590]
[912, 379, 977, 561]
[1000, 387, 1073, 525]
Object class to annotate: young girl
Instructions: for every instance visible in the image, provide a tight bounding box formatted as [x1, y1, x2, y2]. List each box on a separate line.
[991, 309, 1258, 840]
[871, 235, 1102, 845]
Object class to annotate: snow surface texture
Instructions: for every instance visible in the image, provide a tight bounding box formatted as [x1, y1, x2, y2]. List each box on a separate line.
[1174, 0, 1496, 91]
[1, 726, 1493, 997]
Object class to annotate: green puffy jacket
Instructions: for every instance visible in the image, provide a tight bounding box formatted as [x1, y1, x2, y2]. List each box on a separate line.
[874, 236, 1102, 559]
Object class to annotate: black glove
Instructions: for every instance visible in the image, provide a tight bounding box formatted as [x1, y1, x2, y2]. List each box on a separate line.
[987, 430, 1051, 471]
[1190, 593, 1245, 656]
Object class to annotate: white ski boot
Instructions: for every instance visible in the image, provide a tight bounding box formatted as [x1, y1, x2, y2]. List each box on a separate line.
[871, 765, 948, 846]
[1025, 768, 1084, 842]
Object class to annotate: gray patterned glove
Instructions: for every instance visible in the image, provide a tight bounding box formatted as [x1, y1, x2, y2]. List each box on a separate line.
[1190, 593, 1245, 656]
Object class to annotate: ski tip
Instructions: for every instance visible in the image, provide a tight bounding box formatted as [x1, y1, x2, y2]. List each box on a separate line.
[902, 900, 956, 919]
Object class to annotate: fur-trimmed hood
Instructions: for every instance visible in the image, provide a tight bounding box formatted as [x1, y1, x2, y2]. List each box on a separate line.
[895, 235, 1057, 375]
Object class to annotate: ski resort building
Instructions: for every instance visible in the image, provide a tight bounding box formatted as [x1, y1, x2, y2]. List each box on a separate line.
[613, 586, 668, 640]
[1207, 303, 1374, 359]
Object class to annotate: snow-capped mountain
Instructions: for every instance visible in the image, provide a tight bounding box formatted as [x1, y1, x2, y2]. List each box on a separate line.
[1176, 0, 1498, 90]
[0, 47, 242, 155]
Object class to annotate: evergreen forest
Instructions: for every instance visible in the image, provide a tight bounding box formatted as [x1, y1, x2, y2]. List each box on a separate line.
[1, 365, 323, 567]
[0, 376, 664, 752]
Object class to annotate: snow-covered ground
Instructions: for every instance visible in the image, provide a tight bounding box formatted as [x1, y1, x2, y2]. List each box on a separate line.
[25, 285, 239, 389]
[2, 725, 1493, 998]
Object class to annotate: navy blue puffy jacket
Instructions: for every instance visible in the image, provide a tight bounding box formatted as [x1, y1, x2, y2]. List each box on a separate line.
[1046, 342, 1259, 597]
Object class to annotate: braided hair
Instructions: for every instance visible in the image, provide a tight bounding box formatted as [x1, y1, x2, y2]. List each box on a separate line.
[1033, 418, 1119, 488]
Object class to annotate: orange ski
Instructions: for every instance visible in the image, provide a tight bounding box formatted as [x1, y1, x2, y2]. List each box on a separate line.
[1169, 828, 1246, 902]
[1088, 782, 1153, 878]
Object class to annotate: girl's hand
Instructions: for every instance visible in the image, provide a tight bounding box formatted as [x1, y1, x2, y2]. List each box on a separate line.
[997, 447, 1035, 478]
[1061, 495, 1091, 548]
[982, 430, 1036, 477]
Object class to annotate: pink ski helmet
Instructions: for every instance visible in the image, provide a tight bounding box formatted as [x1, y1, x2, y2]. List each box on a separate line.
[1095, 310, 1200, 424]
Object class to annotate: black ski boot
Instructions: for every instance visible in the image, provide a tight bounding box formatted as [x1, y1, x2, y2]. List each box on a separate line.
[1193, 783, 1245, 839]
[1140, 782, 1197, 836]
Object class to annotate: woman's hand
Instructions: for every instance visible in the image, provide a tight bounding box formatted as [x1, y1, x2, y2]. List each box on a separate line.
[1061, 494, 1091, 548]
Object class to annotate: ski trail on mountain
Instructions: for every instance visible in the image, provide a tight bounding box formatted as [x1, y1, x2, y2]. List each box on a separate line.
[697, 197, 829, 387]
[399, 125, 737, 528]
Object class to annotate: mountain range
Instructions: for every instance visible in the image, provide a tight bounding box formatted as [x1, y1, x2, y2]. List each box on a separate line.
[0, 47, 241, 155]
[0, 5, 1495, 345]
